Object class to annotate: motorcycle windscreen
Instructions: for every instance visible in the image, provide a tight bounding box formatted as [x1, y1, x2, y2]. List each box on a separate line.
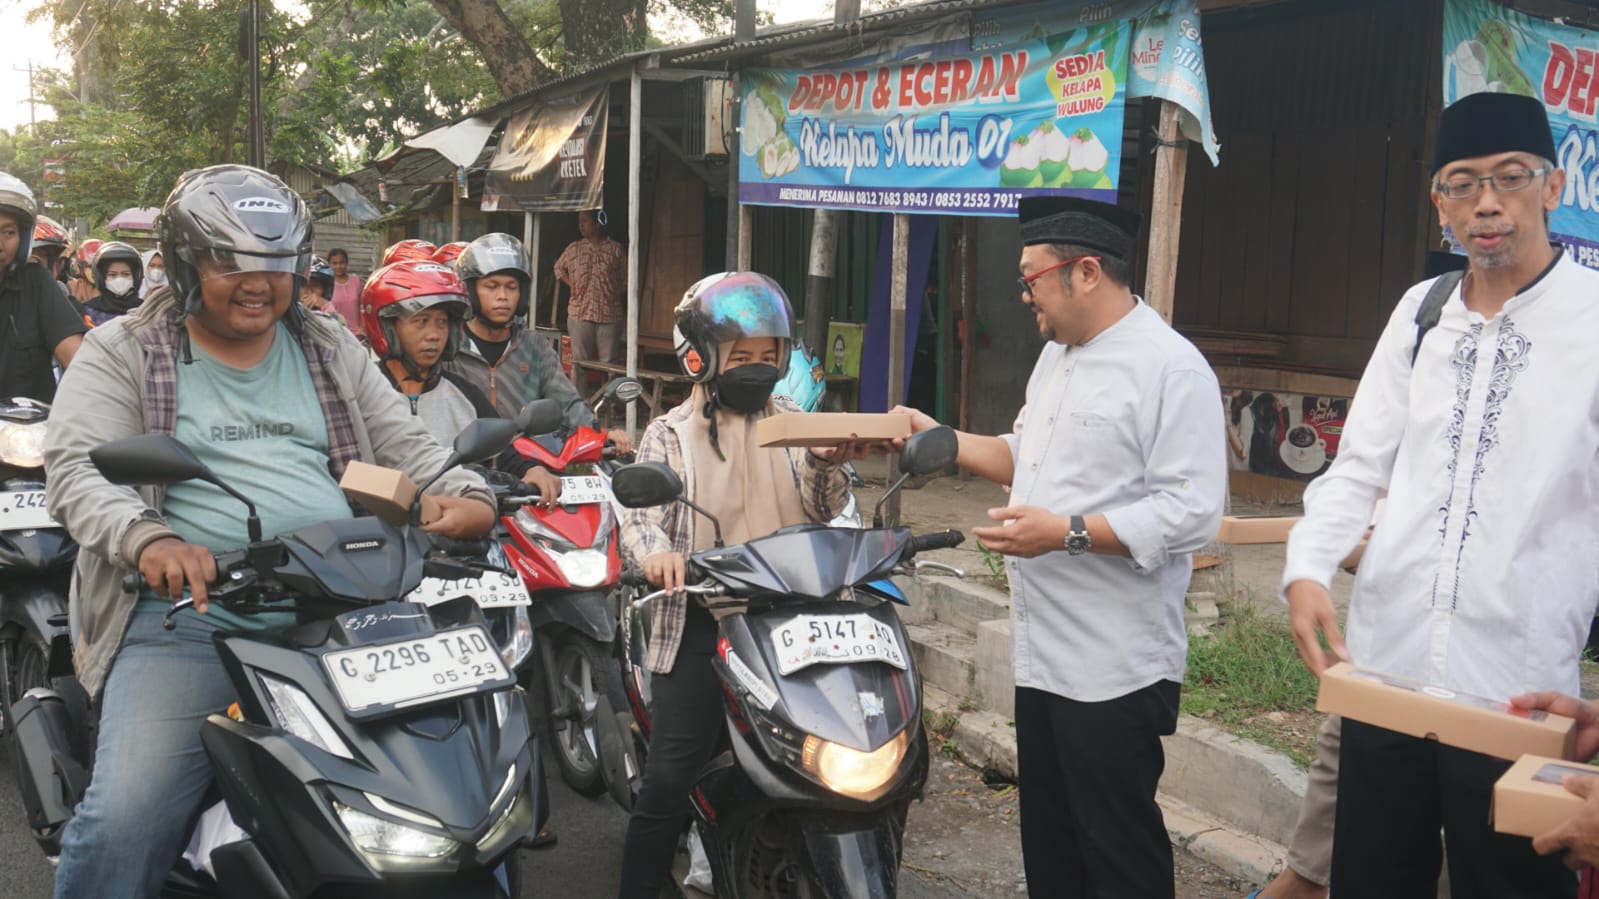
[691, 527, 911, 600]
[725, 605, 919, 753]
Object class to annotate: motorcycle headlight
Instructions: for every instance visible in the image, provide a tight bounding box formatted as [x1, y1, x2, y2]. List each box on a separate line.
[801, 730, 908, 802]
[513, 508, 576, 551]
[0, 421, 47, 468]
[553, 549, 609, 588]
[259, 674, 354, 760]
[500, 606, 534, 670]
[334, 801, 457, 859]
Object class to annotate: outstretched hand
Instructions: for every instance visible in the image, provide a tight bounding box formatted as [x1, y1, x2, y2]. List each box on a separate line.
[1512, 692, 1599, 762]
[970, 505, 1066, 559]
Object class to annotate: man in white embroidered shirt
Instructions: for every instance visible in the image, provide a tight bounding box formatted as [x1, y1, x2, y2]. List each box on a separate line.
[894, 196, 1225, 898]
[1283, 91, 1599, 897]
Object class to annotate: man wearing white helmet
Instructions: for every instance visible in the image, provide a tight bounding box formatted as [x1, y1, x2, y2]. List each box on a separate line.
[0, 171, 86, 401]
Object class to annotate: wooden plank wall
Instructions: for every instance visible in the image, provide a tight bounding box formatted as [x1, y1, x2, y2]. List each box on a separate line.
[1173, 0, 1440, 376]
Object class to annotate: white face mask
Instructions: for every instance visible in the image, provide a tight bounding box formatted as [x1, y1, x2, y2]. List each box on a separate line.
[105, 276, 135, 296]
[146, 269, 166, 286]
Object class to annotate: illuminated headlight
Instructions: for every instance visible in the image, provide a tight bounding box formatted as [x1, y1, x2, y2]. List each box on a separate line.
[0, 422, 47, 468]
[552, 549, 608, 588]
[259, 674, 354, 760]
[500, 605, 534, 670]
[334, 801, 457, 859]
[801, 730, 908, 802]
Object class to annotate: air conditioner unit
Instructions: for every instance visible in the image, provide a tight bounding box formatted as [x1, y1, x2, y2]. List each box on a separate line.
[684, 77, 733, 159]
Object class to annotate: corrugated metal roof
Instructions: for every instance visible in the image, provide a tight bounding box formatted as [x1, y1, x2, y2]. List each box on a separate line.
[671, 0, 1040, 64]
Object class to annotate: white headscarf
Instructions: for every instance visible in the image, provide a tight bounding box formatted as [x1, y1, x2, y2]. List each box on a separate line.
[139, 249, 164, 298]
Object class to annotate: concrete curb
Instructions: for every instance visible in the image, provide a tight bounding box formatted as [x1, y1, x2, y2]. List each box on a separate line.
[923, 687, 1294, 887]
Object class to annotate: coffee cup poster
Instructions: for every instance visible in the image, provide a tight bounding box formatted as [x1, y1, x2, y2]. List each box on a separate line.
[1444, 0, 1599, 268]
[1225, 388, 1348, 481]
[737, 22, 1129, 216]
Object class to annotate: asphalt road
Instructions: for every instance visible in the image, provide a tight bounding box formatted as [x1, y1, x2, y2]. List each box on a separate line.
[0, 737, 964, 898]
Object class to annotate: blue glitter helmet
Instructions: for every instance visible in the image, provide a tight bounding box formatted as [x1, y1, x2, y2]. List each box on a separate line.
[672, 271, 795, 383]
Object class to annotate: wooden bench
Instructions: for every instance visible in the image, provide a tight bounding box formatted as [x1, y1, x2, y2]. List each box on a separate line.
[571, 358, 695, 420]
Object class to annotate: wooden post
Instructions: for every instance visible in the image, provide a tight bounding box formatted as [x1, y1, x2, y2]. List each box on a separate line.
[1144, 100, 1189, 323]
[958, 217, 976, 439]
[885, 213, 909, 526]
[627, 68, 643, 436]
[450, 189, 461, 243]
[737, 205, 753, 270]
[534, 211, 546, 327]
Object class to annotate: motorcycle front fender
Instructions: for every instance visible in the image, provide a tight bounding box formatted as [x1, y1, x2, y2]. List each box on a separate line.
[797, 815, 903, 899]
[529, 589, 615, 642]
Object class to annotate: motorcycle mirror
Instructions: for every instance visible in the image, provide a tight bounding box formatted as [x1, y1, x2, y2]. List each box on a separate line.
[90, 434, 266, 543]
[90, 434, 212, 486]
[610, 462, 725, 546]
[604, 377, 645, 405]
[900, 426, 957, 476]
[453, 418, 518, 464]
[609, 462, 684, 509]
[515, 398, 565, 437]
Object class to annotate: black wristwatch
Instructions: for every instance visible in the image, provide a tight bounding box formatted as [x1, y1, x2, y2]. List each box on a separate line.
[1064, 515, 1092, 555]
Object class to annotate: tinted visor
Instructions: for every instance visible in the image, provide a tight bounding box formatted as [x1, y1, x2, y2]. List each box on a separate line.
[186, 246, 309, 281]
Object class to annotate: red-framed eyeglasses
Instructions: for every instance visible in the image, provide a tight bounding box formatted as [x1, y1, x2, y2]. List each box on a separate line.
[1018, 255, 1100, 299]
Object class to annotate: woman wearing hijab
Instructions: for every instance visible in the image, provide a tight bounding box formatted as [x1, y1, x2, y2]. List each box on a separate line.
[615, 271, 859, 898]
[138, 249, 165, 299]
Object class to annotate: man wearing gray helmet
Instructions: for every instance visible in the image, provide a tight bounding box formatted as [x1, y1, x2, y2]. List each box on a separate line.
[41, 164, 496, 899]
[0, 171, 85, 400]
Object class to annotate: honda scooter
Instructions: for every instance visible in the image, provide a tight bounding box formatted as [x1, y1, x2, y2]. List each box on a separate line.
[11, 420, 542, 897]
[604, 426, 966, 898]
[0, 397, 77, 742]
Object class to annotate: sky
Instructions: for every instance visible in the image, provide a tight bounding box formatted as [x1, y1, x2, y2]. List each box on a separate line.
[0, 0, 839, 133]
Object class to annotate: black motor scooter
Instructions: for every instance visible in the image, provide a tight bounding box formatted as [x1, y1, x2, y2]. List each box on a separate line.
[0, 397, 78, 742]
[604, 426, 966, 898]
[11, 421, 543, 898]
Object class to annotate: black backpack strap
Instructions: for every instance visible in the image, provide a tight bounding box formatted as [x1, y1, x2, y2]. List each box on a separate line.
[1411, 270, 1464, 367]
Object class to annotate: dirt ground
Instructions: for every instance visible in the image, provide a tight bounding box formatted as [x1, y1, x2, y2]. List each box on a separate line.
[905, 736, 1254, 898]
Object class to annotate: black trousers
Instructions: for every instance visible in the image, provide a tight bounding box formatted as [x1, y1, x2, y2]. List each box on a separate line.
[616, 603, 724, 899]
[1014, 680, 1181, 899]
[1331, 719, 1577, 899]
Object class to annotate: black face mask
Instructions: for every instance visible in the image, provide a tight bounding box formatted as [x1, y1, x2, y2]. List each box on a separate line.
[714, 363, 779, 414]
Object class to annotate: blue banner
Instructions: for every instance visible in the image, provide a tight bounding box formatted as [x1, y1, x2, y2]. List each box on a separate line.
[739, 22, 1130, 215]
[1444, 0, 1599, 268]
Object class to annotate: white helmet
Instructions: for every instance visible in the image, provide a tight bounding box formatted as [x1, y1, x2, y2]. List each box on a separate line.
[0, 172, 38, 271]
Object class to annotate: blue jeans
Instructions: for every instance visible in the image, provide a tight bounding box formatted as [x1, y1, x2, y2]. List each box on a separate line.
[54, 604, 240, 899]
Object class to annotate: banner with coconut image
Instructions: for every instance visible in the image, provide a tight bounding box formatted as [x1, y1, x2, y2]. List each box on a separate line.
[738, 19, 1129, 216]
[1444, 0, 1599, 269]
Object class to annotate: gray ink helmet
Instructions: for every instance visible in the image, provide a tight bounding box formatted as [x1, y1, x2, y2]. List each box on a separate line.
[454, 232, 531, 318]
[672, 272, 794, 383]
[156, 164, 313, 315]
[0, 171, 39, 273]
[93, 240, 144, 296]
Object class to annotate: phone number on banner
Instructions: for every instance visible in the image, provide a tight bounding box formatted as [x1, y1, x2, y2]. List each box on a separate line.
[742, 184, 1107, 215]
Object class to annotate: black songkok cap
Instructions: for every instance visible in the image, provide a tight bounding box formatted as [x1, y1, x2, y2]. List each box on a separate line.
[1017, 196, 1142, 261]
[1433, 92, 1557, 174]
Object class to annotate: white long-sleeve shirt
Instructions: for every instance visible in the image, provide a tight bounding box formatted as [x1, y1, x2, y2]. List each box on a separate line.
[1004, 301, 1227, 702]
[1284, 255, 1599, 700]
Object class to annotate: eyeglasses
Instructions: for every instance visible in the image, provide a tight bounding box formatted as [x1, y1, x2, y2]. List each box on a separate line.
[1435, 166, 1550, 201]
[1018, 255, 1099, 299]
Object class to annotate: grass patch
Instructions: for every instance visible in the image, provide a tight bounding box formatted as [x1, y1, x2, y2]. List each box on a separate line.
[1182, 602, 1321, 768]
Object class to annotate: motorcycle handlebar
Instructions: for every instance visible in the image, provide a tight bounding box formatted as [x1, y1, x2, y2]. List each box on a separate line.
[620, 567, 649, 588]
[907, 530, 966, 557]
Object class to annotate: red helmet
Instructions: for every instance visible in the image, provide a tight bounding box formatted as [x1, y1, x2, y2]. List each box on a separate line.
[76, 238, 103, 267]
[360, 260, 471, 361]
[32, 215, 68, 251]
[380, 239, 438, 267]
[432, 241, 468, 265]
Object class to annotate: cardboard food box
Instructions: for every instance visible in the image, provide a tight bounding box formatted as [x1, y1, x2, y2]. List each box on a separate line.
[756, 412, 912, 448]
[1216, 516, 1299, 545]
[1316, 663, 1576, 762]
[1493, 754, 1599, 838]
[339, 461, 441, 527]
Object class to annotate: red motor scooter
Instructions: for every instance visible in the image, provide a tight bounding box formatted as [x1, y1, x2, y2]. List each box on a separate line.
[500, 381, 641, 795]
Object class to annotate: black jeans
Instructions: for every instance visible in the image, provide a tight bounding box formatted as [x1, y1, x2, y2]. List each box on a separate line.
[1014, 680, 1181, 899]
[616, 603, 724, 899]
[1331, 719, 1577, 899]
